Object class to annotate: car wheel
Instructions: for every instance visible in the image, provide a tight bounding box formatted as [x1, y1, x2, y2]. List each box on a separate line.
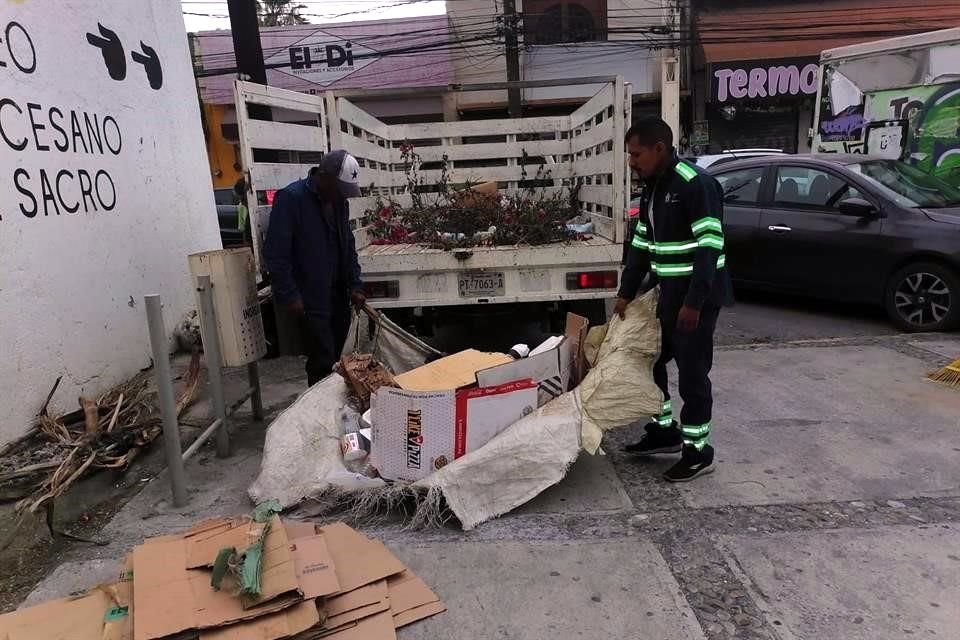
[885, 262, 960, 332]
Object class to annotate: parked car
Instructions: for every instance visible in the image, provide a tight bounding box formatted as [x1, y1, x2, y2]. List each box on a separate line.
[710, 154, 960, 332]
[691, 148, 786, 169]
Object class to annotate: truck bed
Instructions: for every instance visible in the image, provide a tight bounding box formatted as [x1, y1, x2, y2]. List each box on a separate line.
[359, 235, 615, 257]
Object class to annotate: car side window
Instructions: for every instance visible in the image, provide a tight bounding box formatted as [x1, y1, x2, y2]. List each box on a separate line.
[774, 166, 864, 210]
[715, 167, 765, 205]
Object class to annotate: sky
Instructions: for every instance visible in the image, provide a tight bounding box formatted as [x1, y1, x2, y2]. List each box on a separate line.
[181, 1, 447, 32]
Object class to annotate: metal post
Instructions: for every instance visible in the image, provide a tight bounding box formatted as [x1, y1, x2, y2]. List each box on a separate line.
[247, 361, 264, 421]
[197, 276, 231, 458]
[145, 295, 188, 507]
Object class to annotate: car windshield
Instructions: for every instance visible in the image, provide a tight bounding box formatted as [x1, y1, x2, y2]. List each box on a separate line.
[846, 160, 960, 208]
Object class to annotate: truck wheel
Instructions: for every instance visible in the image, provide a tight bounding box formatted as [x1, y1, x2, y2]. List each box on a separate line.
[884, 262, 960, 332]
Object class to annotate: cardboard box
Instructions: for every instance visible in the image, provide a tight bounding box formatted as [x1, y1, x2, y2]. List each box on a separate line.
[132, 517, 302, 640]
[394, 349, 512, 391]
[323, 580, 390, 629]
[475, 337, 573, 405]
[371, 380, 538, 481]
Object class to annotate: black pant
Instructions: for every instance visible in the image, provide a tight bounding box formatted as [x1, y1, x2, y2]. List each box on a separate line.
[653, 304, 720, 447]
[302, 305, 352, 386]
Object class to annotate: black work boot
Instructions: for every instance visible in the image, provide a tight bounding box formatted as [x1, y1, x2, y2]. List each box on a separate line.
[623, 422, 683, 455]
[663, 444, 715, 482]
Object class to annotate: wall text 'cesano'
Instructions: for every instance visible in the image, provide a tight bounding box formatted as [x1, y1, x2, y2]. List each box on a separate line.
[1, 20, 122, 221]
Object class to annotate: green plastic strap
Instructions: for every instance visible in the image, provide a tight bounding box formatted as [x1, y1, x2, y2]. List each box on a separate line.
[104, 606, 129, 622]
[211, 546, 236, 591]
[252, 499, 282, 523]
[674, 162, 698, 182]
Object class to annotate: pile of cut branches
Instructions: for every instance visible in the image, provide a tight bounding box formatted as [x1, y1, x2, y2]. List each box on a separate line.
[366, 145, 582, 249]
[0, 352, 202, 513]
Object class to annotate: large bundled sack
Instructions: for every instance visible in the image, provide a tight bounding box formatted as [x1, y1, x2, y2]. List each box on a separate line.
[249, 290, 661, 529]
[576, 290, 663, 454]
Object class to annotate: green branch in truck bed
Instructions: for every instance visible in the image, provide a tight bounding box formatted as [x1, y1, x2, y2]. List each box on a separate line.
[365, 145, 585, 250]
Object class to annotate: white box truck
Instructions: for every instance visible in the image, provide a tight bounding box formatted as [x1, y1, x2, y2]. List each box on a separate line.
[813, 27, 960, 188]
[233, 77, 631, 332]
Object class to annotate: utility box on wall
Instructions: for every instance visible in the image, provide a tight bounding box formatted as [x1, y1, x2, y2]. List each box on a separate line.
[189, 248, 267, 367]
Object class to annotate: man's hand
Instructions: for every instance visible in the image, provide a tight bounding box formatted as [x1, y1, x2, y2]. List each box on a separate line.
[351, 290, 367, 310]
[286, 300, 305, 316]
[676, 305, 701, 332]
[613, 297, 631, 320]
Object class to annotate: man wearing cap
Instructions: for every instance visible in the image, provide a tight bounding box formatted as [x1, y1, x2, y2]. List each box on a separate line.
[265, 150, 366, 386]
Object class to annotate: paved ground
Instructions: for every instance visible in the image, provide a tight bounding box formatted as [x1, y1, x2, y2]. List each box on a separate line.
[7, 295, 960, 639]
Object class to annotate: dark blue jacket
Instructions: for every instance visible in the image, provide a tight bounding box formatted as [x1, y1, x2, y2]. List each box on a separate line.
[264, 175, 362, 315]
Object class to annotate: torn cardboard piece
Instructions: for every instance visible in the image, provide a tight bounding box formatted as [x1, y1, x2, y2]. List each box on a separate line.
[387, 570, 446, 628]
[394, 349, 512, 391]
[322, 579, 390, 630]
[132, 522, 302, 640]
[0, 582, 132, 640]
[300, 610, 397, 640]
[318, 522, 406, 593]
[290, 535, 340, 600]
[199, 601, 320, 640]
[476, 337, 572, 405]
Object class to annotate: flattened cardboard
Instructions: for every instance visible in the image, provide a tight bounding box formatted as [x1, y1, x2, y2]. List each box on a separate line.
[132, 525, 301, 640]
[318, 523, 405, 593]
[0, 582, 131, 640]
[282, 520, 319, 541]
[394, 602, 447, 629]
[564, 312, 590, 387]
[199, 601, 320, 640]
[394, 349, 512, 391]
[311, 610, 396, 640]
[290, 535, 340, 599]
[387, 570, 445, 628]
[184, 517, 263, 569]
[322, 580, 390, 629]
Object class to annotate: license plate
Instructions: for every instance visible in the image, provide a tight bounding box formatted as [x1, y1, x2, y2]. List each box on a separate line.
[458, 272, 505, 297]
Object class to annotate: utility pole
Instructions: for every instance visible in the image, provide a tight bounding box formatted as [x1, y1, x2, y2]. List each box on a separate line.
[227, 0, 274, 165]
[227, 0, 272, 121]
[502, 0, 522, 117]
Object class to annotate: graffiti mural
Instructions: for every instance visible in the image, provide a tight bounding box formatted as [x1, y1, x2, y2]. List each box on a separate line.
[818, 82, 960, 188]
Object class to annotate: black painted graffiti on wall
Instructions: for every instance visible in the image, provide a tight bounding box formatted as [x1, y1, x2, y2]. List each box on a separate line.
[86, 22, 162, 90]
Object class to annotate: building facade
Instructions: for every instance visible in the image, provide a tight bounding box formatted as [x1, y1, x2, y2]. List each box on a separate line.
[446, 0, 679, 117]
[192, 16, 455, 188]
[689, 0, 960, 155]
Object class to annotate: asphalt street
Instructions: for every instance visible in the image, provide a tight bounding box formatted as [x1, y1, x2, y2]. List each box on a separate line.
[11, 293, 960, 640]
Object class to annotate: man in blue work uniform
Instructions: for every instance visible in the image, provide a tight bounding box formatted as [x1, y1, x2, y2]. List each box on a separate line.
[614, 118, 734, 482]
[265, 150, 366, 386]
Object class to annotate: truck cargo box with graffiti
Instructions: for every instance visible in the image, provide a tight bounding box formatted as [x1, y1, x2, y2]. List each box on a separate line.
[813, 27, 960, 188]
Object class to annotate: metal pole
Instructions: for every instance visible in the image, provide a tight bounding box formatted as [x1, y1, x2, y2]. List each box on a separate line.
[247, 361, 264, 421]
[144, 295, 187, 507]
[197, 276, 231, 458]
[502, 0, 522, 117]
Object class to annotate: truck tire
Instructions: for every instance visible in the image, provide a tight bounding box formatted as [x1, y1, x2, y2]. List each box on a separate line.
[884, 262, 960, 332]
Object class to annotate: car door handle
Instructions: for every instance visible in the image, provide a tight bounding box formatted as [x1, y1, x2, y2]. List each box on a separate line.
[768, 225, 792, 233]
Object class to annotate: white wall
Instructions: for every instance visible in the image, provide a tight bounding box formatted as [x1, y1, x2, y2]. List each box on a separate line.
[0, 1, 222, 444]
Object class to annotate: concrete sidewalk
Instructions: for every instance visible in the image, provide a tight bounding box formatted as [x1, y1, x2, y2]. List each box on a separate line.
[21, 333, 960, 640]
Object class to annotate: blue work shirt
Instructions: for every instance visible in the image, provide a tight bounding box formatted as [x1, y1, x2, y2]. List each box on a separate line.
[264, 173, 362, 315]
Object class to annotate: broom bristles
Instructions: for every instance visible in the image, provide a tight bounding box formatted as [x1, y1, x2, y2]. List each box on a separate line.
[928, 358, 960, 387]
